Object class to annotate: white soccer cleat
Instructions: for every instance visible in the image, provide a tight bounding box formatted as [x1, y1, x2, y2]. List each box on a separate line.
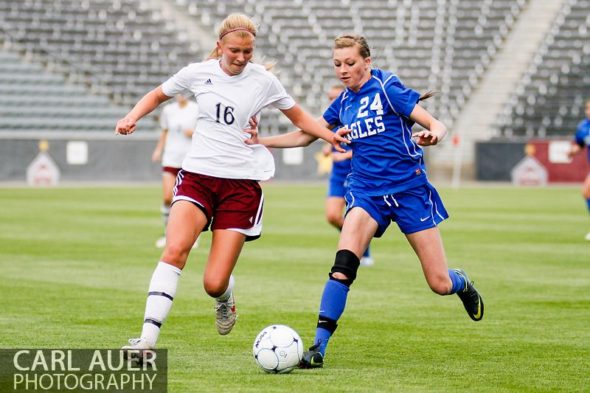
[585, 232, 590, 241]
[360, 256, 374, 267]
[215, 293, 237, 335]
[155, 236, 166, 248]
[121, 338, 155, 364]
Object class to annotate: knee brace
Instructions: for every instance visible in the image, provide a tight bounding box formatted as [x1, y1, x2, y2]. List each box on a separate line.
[329, 249, 360, 287]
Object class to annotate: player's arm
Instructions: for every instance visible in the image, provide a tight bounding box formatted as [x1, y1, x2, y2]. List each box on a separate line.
[409, 105, 448, 146]
[280, 104, 349, 152]
[115, 86, 171, 135]
[257, 130, 318, 148]
[568, 142, 582, 158]
[249, 116, 343, 149]
[152, 129, 167, 162]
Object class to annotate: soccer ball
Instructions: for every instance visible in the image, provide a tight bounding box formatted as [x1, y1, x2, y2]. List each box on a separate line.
[252, 325, 304, 374]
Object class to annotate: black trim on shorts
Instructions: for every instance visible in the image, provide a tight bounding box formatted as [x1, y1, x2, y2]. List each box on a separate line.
[245, 234, 261, 242]
[171, 198, 212, 231]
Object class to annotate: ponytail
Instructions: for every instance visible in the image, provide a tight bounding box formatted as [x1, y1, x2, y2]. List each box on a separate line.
[419, 90, 437, 101]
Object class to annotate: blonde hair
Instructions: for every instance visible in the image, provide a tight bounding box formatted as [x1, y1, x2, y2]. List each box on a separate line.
[333, 33, 435, 101]
[208, 13, 257, 59]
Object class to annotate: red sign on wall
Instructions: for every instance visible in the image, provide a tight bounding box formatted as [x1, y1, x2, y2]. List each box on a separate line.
[528, 139, 589, 183]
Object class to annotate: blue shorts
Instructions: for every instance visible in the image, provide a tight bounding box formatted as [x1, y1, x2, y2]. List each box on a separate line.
[327, 173, 349, 198]
[344, 183, 449, 237]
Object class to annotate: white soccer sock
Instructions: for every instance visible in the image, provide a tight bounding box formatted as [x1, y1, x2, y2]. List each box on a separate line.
[161, 204, 170, 233]
[140, 261, 181, 346]
[215, 274, 235, 302]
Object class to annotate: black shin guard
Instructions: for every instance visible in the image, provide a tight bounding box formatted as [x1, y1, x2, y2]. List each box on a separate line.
[329, 249, 360, 287]
[317, 315, 338, 333]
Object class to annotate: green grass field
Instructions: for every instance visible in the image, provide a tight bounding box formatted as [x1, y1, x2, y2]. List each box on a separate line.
[0, 184, 588, 392]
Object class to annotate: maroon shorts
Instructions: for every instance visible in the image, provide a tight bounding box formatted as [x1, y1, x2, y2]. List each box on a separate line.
[172, 170, 264, 241]
[162, 166, 181, 177]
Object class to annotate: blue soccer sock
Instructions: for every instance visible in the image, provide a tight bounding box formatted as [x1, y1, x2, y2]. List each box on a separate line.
[586, 198, 590, 214]
[362, 246, 371, 258]
[447, 269, 466, 294]
[314, 279, 350, 356]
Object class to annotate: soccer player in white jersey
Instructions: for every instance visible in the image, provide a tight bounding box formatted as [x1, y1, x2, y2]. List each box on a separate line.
[114, 13, 348, 357]
[250, 34, 484, 368]
[151, 94, 199, 248]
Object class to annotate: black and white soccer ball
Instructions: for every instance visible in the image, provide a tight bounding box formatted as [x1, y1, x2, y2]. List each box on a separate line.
[252, 325, 304, 374]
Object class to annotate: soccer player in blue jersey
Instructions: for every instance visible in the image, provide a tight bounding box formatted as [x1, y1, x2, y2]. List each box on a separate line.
[568, 99, 590, 241]
[249, 33, 484, 368]
[323, 84, 374, 266]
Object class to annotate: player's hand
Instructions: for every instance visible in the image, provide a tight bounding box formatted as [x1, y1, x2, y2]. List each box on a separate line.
[244, 116, 259, 145]
[331, 128, 351, 152]
[413, 130, 443, 146]
[332, 151, 352, 162]
[183, 129, 194, 138]
[322, 143, 332, 157]
[115, 117, 137, 135]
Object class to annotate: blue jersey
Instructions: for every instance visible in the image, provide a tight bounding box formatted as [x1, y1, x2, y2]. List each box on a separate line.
[323, 69, 424, 196]
[574, 118, 590, 163]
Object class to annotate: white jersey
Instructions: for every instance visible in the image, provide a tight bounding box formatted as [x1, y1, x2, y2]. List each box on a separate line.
[160, 101, 199, 168]
[161, 59, 295, 181]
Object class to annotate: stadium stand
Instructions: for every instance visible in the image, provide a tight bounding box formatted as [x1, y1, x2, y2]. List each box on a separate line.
[498, 0, 590, 137]
[0, 0, 205, 110]
[6, 0, 589, 147]
[175, 0, 528, 127]
[0, 48, 127, 132]
[0, 0, 531, 134]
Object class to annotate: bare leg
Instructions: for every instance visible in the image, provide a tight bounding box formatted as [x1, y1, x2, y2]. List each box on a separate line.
[204, 229, 246, 335]
[406, 227, 484, 321]
[302, 207, 377, 363]
[128, 201, 206, 348]
[203, 230, 245, 297]
[160, 201, 205, 268]
[405, 227, 452, 295]
[325, 197, 346, 229]
[156, 172, 180, 248]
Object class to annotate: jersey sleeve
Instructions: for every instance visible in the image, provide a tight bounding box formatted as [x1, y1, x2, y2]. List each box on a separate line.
[161, 65, 194, 98]
[322, 95, 343, 128]
[383, 78, 421, 118]
[263, 73, 296, 110]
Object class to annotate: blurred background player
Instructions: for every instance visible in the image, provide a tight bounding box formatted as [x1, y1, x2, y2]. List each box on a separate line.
[568, 98, 590, 241]
[322, 84, 374, 266]
[115, 13, 348, 357]
[151, 94, 199, 248]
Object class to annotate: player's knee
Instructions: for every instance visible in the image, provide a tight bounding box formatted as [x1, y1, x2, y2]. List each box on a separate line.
[329, 249, 360, 287]
[203, 277, 227, 298]
[161, 243, 190, 268]
[582, 189, 590, 199]
[426, 273, 452, 295]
